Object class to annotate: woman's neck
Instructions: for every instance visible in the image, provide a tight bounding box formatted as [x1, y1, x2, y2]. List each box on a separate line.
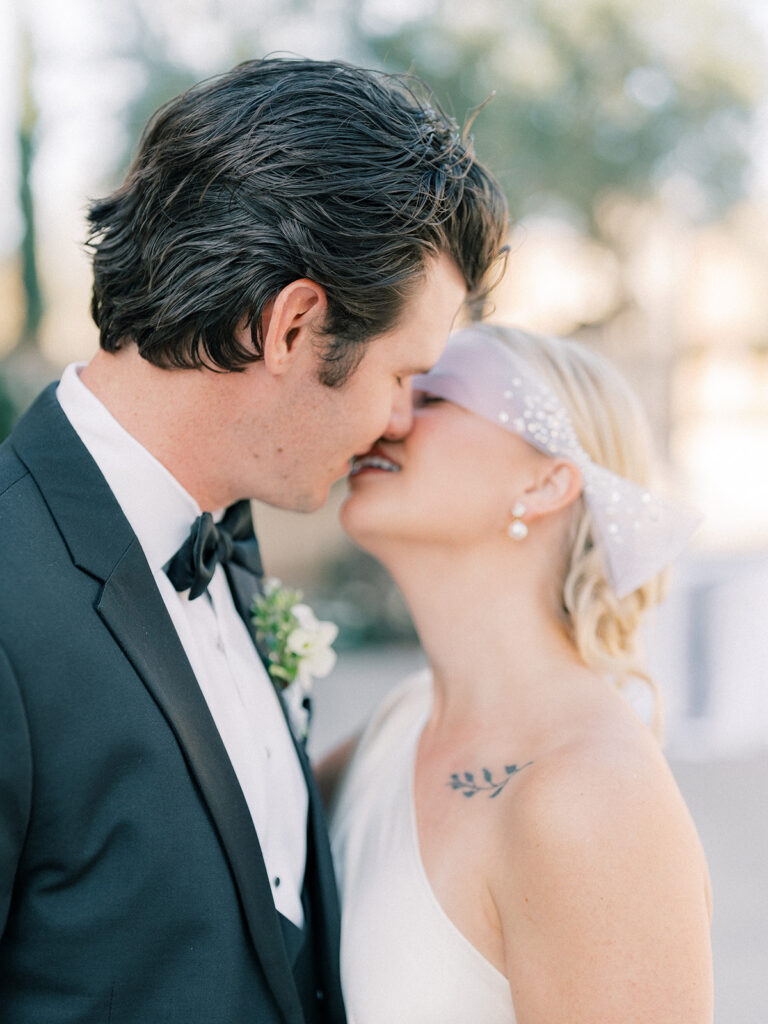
[383, 540, 587, 735]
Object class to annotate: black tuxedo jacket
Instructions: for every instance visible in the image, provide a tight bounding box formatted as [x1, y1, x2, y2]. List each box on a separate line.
[0, 385, 346, 1024]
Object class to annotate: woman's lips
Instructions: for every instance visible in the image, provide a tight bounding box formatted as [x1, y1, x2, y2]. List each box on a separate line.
[349, 448, 402, 477]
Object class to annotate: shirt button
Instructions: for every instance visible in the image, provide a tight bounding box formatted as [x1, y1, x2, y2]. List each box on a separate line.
[215, 636, 225, 653]
[273, 876, 281, 888]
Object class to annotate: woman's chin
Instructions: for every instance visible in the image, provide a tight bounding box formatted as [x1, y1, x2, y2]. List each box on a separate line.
[340, 496, 373, 540]
[339, 493, 396, 555]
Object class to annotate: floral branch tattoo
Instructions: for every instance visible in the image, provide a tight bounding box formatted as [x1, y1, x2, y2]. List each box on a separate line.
[448, 762, 533, 799]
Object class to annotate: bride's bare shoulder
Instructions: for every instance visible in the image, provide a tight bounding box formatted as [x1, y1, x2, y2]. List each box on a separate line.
[490, 697, 711, 953]
[499, 701, 698, 867]
[487, 700, 713, 1021]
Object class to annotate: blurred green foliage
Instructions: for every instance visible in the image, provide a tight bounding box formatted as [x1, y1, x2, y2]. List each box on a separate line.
[352, 0, 761, 230]
[15, 29, 43, 351]
[0, 377, 18, 443]
[20, 121, 42, 343]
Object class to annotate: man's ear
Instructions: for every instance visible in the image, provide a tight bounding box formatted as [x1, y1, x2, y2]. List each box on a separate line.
[520, 459, 583, 521]
[260, 279, 327, 376]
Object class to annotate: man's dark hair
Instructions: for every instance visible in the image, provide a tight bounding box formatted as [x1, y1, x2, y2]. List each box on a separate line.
[87, 57, 507, 385]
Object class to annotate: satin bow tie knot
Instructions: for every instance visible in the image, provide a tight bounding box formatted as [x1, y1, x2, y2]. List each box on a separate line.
[164, 500, 263, 600]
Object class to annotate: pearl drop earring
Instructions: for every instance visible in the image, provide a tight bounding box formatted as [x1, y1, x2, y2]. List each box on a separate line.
[508, 501, 528, 540]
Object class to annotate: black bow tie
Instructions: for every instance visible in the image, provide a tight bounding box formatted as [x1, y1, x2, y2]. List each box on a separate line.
[164, 500, 264, 600]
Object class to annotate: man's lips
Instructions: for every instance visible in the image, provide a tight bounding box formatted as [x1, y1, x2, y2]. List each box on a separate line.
[349, 446, 402, 477]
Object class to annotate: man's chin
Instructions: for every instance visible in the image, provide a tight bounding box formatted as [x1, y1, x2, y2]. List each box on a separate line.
[272, 483, 332, 515]
[247, 473, 340, 514]
[294, 493, 327, 514]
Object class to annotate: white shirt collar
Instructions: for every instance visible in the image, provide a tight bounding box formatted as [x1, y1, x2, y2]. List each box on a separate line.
[56, 362, 203, 574]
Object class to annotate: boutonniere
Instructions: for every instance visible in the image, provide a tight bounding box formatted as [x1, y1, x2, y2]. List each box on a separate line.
[251, 578, 338, 739]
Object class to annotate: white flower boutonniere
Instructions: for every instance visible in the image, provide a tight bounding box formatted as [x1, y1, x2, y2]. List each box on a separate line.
[286, 603, 339, 686]
[251, 578, 338, 739]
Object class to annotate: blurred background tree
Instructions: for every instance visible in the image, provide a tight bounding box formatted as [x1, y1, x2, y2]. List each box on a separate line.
[0, 376, 16, 443]
[19, 30, 43, 350]
[352, 0, 758, 228]
[0, 26, 43, 423]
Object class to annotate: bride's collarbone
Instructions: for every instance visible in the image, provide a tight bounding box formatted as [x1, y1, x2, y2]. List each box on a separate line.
[413, 733, 536, 876]
[412, 747, 516, 977]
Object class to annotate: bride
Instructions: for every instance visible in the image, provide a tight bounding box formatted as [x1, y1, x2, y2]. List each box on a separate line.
[325, 324, 713, 1023]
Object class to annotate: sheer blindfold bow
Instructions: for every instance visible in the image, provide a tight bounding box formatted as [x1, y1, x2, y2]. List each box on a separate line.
[164, 499, 264, 600]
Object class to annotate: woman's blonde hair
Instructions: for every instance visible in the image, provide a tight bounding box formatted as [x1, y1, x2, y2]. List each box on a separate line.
[481, 325, 667, 734]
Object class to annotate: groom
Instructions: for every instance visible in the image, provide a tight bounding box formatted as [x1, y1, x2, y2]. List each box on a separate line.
[0, 57, 506, 1024]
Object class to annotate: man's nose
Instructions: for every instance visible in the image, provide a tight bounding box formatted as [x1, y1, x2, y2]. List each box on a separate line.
[381, 380, 414, 441]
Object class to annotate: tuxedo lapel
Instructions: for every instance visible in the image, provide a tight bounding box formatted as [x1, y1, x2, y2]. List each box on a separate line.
[96, 554, 304, 1024]
[225, 552, 345, 1018]
[11, 386, 305, 1024]
[296, 730, 345, 1015]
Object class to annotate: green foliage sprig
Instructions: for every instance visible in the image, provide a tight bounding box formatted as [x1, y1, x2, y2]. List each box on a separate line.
[251, 578, 338, 690]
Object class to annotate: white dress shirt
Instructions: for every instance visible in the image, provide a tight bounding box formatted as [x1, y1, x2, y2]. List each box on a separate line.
[57, 363, 308, 927]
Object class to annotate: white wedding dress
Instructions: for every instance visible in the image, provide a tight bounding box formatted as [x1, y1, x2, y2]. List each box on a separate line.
[330, 671, 517, 1024]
